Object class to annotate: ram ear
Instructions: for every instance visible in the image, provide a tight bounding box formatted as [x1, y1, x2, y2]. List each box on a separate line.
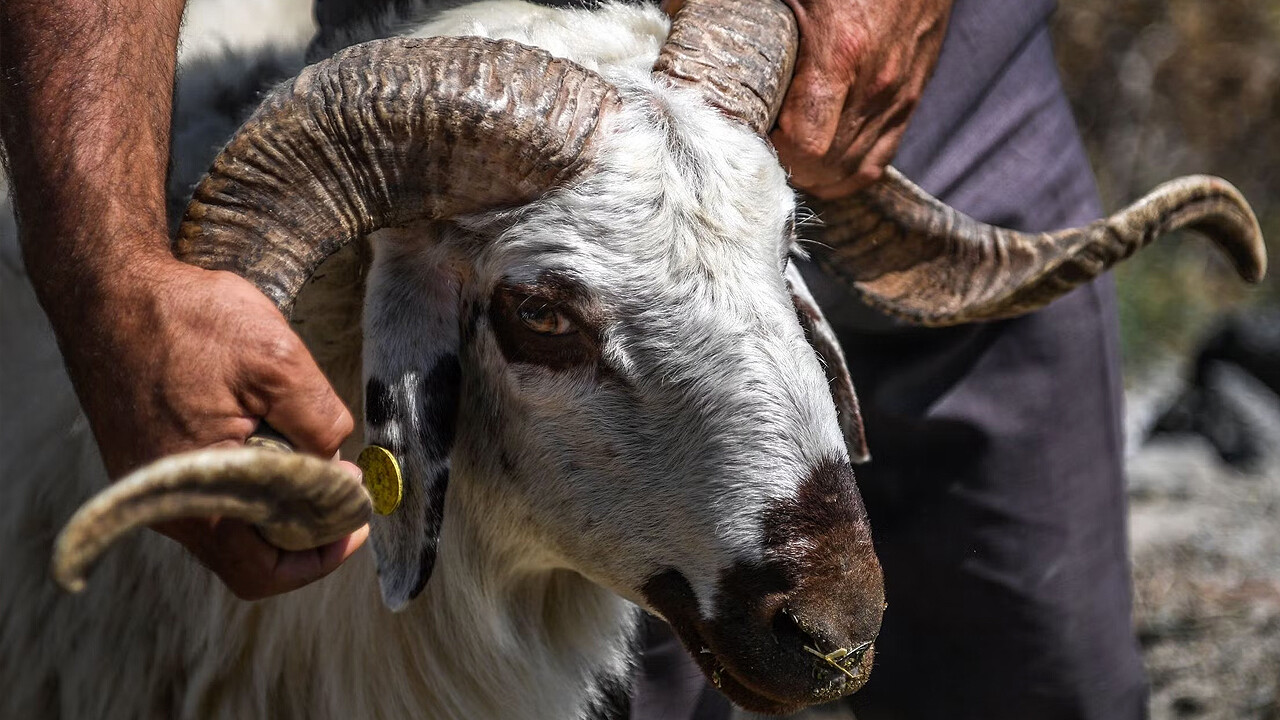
[362, 237, 462, 611]
[786, 264, 871, 464]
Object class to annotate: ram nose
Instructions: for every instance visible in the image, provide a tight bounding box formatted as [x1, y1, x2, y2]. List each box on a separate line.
[762, 575, 883, 698]
[647, 553, 883, 714]
[684, 458, 884, 713]
[641, 459, 883, 712]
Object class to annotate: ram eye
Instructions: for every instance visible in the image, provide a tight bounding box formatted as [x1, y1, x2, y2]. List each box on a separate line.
[490, 280, 599, 371]
[517, 301, 576, 335]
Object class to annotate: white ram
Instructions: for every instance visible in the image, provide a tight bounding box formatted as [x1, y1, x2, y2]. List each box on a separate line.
[0, 1, 1265, 718]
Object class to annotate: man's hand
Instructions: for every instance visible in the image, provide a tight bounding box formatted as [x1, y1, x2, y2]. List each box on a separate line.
[2, 0, 367, 600]
[772, 0, 953, 199]
[65, 253, 368, 600]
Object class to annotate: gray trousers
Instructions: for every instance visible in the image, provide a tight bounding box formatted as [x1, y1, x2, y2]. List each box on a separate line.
[636, 2, 1149, 718]
[819, 4, 1146, 719]
[313, 1, 1149, 718]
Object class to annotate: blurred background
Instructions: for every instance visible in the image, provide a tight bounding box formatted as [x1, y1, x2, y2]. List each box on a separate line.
[1056, 0, 1280, 368]
[1055, 1, 1280, 718]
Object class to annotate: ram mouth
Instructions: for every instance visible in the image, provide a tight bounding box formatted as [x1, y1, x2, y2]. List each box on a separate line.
[641, 566, 878, 712]
[676, 621, 873, 714]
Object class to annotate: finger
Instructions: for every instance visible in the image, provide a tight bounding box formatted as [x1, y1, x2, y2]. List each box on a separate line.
[806, 127, 904, 200]
[858, 123, 908, 179]
[336, 458, 362, 481]
[164, 518, 369, 600]
[772, 62, 848, 185]
[787, 125, 876, 195]
[826, 82, 895, 159]
[269, 523, 369, 592]
[806, 95, 916, 200]
[155, 517, 282, 599]
[256, 332, 355, 459]
[806, 168, 882, 201]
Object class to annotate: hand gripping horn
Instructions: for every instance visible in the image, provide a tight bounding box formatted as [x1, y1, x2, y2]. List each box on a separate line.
[646, 0, 1263, 702]
[53, 36, 620, 592]
[655, 0, 1266, 325]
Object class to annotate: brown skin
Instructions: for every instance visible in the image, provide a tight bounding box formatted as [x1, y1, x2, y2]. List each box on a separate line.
[0, 0, 367, 600]
[771, 0, 953, 199]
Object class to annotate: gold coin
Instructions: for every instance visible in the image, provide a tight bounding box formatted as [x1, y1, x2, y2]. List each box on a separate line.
[357, 445, 403, 516]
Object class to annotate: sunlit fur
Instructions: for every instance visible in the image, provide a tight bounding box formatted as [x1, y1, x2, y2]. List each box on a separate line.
[0, 3, 852, 718]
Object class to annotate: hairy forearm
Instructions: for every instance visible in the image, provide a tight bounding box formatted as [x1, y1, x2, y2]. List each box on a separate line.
[0, 0, 365, 597]
[0, 0, 186, 321]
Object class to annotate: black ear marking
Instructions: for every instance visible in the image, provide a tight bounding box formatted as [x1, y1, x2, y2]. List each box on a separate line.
[409, 466, 451, 598]
[392, 359, 461, 601]
[363, 254, 463, 611]
[785, 265, 871, 463]
[365, 376, 396, 428]
[418, 356, 461, 458]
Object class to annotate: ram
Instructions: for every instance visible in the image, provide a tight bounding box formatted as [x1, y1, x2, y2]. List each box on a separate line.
[0, 0, 1265, 718]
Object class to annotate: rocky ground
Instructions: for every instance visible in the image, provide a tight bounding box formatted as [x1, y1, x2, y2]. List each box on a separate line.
[1128, 366, 1280, 720]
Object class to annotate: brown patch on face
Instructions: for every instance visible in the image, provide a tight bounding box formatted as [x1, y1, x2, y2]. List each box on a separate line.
[489, 271, 604, 371]
[641, 570, 805, 715]
[640, 458, 884, 712]
[759, 458, 884, 646]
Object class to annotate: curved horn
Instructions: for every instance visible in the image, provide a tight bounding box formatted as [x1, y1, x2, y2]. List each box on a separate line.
[811, 169, 1267, 326]
[55, 36, 620, 591]
[52, 448, 371, 593]
[179, 35, 620, 312]
[653, 0, 797, 135]
[652, 3, 1265, 326]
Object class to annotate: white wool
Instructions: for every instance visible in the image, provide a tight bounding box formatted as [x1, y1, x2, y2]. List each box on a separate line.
[0, 3, 849, 718]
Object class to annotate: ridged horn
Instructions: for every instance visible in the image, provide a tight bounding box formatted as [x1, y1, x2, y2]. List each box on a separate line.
[653, 0, 798, 135]
[653, 2, 1265, 326]
[53, 36, 620, 592]
[811, 169, 1267, 326]
[52, 448, 371, 593]
[177, 35, 620, 312]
